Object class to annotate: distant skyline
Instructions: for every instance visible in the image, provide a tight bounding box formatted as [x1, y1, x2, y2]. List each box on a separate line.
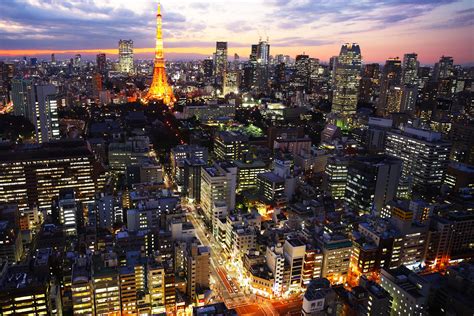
[1, 0, 473, 64]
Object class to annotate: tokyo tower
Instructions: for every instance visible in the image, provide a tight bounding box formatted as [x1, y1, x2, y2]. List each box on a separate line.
[142, 2, 176, 106]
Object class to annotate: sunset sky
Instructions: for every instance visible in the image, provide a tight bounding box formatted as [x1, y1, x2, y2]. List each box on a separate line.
[0, 0, 473, 64]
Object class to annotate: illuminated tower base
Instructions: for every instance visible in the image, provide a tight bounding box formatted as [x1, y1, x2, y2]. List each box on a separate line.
[142, 3, 176, 107]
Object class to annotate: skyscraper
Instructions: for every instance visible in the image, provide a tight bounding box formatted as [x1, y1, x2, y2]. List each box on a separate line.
[118, 39, 134, 74]
[344, 155, 402, 215]
[143, 3, 175, 106]
[434, 55, 454, 80]
[377, 57, 402, 116]
[11, 78, 32, 118]
[332, 43, 362, 116]
[384, 85, 418, 114]
[12, 81, 59, 143]
[73, 54, 81, 67]
[295, 54, 310, 88]
[96, 53, 107, 73]
[214, 41, 228, 82]
[244, 39, 271, 92]
[202, 58, 213, 78]
[223, 70, 240, 95]
[30, 84, 60, 143]
[358, 63, 380, 104]
[256, 38, 270, 65]
[401, 53, 418, 86]
[385, 127, 451, 191]
[324, 156, 349, 199]
[254, 39, 271, 92]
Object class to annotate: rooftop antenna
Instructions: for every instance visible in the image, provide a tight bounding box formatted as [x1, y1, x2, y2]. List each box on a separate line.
[264, 29, 269, 42]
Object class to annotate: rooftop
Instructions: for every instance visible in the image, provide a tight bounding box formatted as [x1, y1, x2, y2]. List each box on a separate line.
[286, 237, 305, 248]
[0, 140, 93, 162]
[217, 131, 249, 143]
[382, 266, 427, 299]
[0, 266, 48, 291]
[258, 171, 285, 183]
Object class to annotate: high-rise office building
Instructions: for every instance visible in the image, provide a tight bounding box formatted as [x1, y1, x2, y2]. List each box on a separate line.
[223, 70, 240, 95]
[257, 172, 286, 206]
[323, 157, 349, 199]
[389, 207, 430, 268]
[401, 53, 418, 86]
[214, 131, 249, 162]
[31, 84, 59, 143]
[354, 276, 392, 315]
[365, 117, 393, 154]
[234, 160, 267, 192]
[0, 140, 98, 214]
[295, 54, 311, 89]
[200, 162, 237, 229]
[332, 43, 362, 116]
[119, 262, 146, 315]
[0, 218, 23, 264]
[11, 78, 33, 118]
[96, 53, 107, 73]
[72, 54, 81, 67]
[380, 266, 430, 316]
[385, 127, 451, 190]
[92, 72, 103, 97]
[214, 41, 228, 81]
[92, 255, 121, 315]
[384, 85, 404, 114]
[244, 39, 271, 92]
[72, 257, 94, 315]
[256, 39, 270, 65]
[399, 84, 418, 113]
[185, 242, 211, 300]
[12, 81, 60, 143]
[183, 157, 207, 203]
[171, 144, 209, 169]
[95, 194, 122, 231]
[384, 84, 417, 114]
[0, 265, 51, 315]
[148, 260, 166, 314]
[329, 55, 338, 86]
[433, 55, 454, 81]
[358, 63, 380, 104]
[426, 211, 474, 267]
[58, 190, 78, 236]
[345, 155, 402, 215]
[202, 58, 213, 78]
[416, 65, 430, 88]
[119, 39, 134, 74]
[317, 233, 353, 284]
[377, 57, 402, 116]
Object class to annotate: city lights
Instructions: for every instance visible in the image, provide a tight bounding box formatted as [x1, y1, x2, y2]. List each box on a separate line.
[0, 1, 473, 316]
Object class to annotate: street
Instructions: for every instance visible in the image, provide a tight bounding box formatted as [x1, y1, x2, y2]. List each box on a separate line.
[185, 203, 301, 315]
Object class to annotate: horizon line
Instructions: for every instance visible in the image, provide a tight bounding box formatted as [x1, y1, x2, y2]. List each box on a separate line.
[0, 48, 472, 65]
